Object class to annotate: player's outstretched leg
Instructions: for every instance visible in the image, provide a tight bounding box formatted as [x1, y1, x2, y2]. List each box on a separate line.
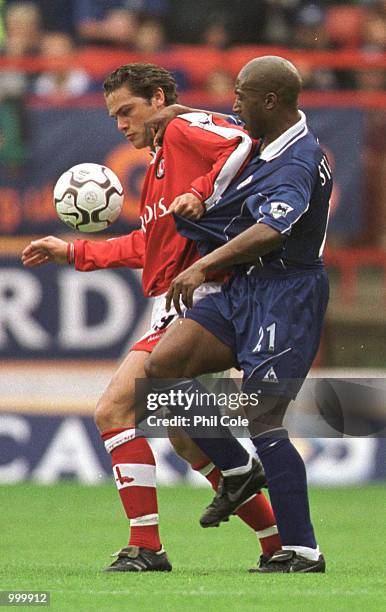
[193, 458, 281, 555]
[147, 382, 267, 526]
[198, 457, 266, 527]
[146, 319, 267, 526]
[95, 350, 171, 572]
[168, 427, 281, 555]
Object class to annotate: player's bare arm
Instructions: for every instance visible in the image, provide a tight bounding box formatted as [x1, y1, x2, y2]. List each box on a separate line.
[145, 105, 229, 146]
[166, 223, 284, 313]
[21, 236, 68, 267]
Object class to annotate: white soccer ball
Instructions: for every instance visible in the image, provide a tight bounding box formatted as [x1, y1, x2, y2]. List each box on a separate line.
[53, 163, 124, 232]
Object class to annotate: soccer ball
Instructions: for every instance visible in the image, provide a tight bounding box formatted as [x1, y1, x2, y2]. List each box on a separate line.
[53, 163, 124, 232]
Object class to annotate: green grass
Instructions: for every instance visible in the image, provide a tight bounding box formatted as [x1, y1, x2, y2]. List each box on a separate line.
[0, 484, 385, 611]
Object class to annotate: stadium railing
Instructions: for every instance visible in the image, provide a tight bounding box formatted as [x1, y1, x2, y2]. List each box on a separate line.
[0, 44, 385, 85]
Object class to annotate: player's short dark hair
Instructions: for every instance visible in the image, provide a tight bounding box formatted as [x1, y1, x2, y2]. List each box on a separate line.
[103, 63, 178, 106]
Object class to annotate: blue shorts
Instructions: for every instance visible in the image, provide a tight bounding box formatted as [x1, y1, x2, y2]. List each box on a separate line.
[185, 268, 329, 399]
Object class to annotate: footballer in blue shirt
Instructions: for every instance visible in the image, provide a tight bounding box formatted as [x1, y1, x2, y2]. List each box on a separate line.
[146, 56, 332, 573]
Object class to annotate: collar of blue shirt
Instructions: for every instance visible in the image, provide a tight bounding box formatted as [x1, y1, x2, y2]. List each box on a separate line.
[260, 111, 308, 163]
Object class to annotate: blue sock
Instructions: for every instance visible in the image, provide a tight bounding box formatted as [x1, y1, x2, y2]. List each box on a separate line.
[150, 378, 250, 471]
[252, 429, 317, 548]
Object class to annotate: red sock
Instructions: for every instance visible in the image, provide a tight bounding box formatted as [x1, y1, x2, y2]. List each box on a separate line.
[102, 428, 161, 551]
[193, 459, 281, 556]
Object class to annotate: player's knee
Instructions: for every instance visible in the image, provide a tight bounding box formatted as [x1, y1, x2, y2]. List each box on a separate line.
[94, 396, 115, 432]
[94, 395, 135, 433]
[245, 395, 289, 437]
[144, 352, 183, 379]
[144, 354, 163, 379]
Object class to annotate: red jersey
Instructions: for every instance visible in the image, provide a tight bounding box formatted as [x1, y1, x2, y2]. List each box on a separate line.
[74, 112, 253, 297]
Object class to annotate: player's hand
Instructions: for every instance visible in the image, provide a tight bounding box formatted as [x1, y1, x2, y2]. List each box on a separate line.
[166, 264, 206, 314]
[145, 104, 190, 147]
[21, 236, 69, 267]
[169, 193, 205, 220]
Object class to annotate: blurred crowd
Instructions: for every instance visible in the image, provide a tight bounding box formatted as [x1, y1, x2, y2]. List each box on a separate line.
[0, 2, 385, 193]
[0, 0, 385, 100]
[0, 1, 385, 245]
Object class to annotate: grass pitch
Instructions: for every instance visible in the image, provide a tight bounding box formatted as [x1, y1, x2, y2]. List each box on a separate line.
[0, 483, 385, 611]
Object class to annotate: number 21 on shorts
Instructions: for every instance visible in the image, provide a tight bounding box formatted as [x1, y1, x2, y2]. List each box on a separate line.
[253, 322, 276, 353]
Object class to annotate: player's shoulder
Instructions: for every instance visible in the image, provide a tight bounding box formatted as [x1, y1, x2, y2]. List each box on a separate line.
[294, 128, 323, 154]
[262, 114, 322, 170]
[262, 132, 323, 186]
[177, 111, 212, 124]
[167, 112, 247, 134]
[165, 111, 213, 132]
[280, 131, 324, 177]
[163, 112, 208, 142]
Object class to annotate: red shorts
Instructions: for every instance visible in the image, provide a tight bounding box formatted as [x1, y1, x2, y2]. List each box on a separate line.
[131, 316, 178, 352]
[130, 283, 222, 353]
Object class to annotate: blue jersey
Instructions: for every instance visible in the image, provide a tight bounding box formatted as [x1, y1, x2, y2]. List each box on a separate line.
[175, 112, 332, 273]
